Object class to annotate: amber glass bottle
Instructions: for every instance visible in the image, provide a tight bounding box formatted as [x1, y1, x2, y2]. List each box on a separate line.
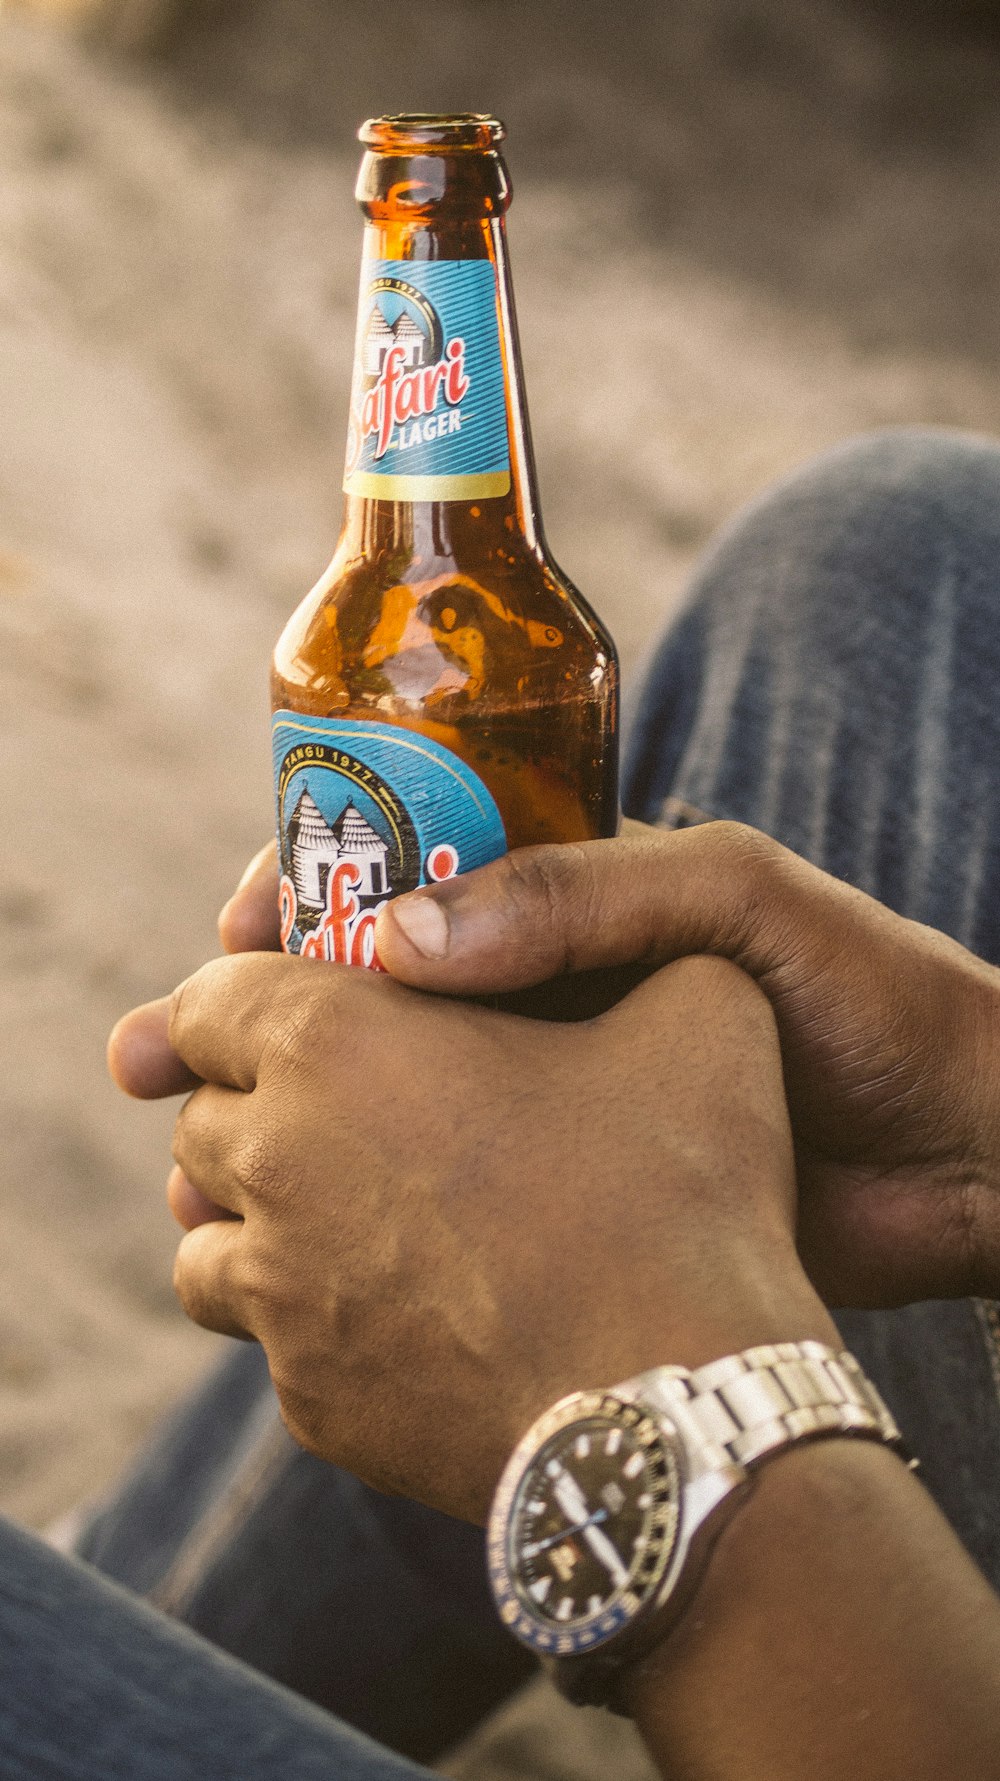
[272, 114, 619, 965]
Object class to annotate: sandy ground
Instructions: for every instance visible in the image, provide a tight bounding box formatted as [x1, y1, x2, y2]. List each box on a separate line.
[2, 1, 1000, 1773]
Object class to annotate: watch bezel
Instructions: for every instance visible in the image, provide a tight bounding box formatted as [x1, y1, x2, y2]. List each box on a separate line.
[487, 1388, 686, 1660]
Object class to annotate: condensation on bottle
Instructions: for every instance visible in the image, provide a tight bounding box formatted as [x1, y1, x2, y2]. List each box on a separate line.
[272, 113, 619, 967]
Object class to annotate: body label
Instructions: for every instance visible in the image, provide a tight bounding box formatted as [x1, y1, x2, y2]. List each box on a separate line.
[273, 711, 508, 965]
[344, 259, 511, 502]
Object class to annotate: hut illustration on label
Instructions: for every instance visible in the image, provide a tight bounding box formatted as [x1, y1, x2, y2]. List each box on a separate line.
[363, 304, 430, 376]
[287, 788, 391, 912]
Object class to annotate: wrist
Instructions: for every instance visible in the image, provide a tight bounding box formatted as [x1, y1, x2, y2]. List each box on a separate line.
[623, 1438, 980, 1781]
[613, 1254, 841, 1380]
[653, 1291, 841, 1376]
[625, 1436, 901, 1703]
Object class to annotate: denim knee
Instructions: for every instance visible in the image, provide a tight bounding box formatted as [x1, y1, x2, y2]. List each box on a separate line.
[624, 427, 1000, 957]
[685, 425, 1000, 656]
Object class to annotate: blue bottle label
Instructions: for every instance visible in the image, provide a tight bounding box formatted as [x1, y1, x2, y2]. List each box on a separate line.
[343, 259, 511, 502]
[273, 710, 508, 965]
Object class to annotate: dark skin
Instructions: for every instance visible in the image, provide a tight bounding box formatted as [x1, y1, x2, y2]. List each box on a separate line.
[107, 819, 1000, 1780]
[627, 1438, 1000, 1780]
[195, 817, 1000, 1308]
[127, 949, 832, 1521]
[373, 819, 1000, 1307]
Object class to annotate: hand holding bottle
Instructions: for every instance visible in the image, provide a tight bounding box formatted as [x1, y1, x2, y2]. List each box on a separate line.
[115, 813, 1000, 1311]
[371, 819, 1000, 1309]
[117, 946, 829, 1521]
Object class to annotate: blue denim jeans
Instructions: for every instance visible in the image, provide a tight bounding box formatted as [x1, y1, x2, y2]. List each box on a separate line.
[3, 427, 999, 1776]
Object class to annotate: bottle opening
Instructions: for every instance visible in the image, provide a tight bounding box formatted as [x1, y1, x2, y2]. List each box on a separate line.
[359, 114, 506, 151]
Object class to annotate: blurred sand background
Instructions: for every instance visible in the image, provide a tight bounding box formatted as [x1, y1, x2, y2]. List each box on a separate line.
[1, 0, 1000, 1772]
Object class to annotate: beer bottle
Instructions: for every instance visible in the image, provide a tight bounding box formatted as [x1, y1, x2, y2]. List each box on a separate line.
[272, 113, 619, 966]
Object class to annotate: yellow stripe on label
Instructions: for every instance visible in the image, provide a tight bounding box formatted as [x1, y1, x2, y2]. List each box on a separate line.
[343, 469, 511, 502]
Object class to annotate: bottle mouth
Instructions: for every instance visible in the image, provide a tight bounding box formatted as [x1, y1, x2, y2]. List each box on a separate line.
[359, 114, 506, 151]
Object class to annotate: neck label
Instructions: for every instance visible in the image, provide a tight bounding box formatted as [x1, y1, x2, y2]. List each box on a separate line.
[344, 259, 511, 502]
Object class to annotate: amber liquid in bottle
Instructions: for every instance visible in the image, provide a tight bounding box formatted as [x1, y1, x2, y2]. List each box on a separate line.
[272, 114, 618, 962]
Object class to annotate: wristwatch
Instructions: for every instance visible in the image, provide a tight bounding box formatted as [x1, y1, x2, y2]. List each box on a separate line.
[487, 1340, 907, 1710]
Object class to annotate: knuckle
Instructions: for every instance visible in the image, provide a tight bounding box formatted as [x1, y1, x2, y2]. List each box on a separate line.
[167, 956, 230, 1050]
[232, 1127, 288, 1204]
[166, 972, 197, 1052]
[498, 844, 561, 911]
[939, 1177, 993, 1297]
[172, 1242, 209, 1327]
[230, 1241, 275, 1322]
[255, 963, 349, 1081]
[500, 844, 596, 970]
[650, 941, 779, 1052]
[668, 949, 761, 1017]
[697, 822, 795, 951]
[262, 999, 321, 1081]
[273, 1384, 324, 1461]
[170, 1089, 203, 1169]
[174, 1228, 254, 1339]
[705, 820, 783, 887]
[171, 1084, 235, 1183]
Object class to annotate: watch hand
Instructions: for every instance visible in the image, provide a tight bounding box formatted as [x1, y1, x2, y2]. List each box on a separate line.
[522, 1510, 609, 1558]
[581, 1520, 630, 1589]
[551, 1465, 590, 1524]
[550, 1466, 629, 1587]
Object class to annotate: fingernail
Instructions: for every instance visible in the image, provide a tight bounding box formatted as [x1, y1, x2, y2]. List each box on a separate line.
[389, 894, 450, 959]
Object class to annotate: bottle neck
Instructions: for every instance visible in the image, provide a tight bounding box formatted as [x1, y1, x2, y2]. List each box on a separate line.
[339, 211, 543, 564]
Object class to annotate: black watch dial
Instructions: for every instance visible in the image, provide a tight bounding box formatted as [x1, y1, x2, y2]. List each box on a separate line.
[489, 1392, 683, 1658]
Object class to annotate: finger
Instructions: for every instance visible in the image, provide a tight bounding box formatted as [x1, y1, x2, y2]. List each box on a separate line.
[173, 1219, 252, 1339]
[167, 1164, 238, 1232]
[108, 997, 202, 1100]
[796, 1157, 1000, 1309]
[168, 952, 302, 1090]
[376, 821, 808, 996]
[218, 843, 281, 955]
[171, 1084, 249, 1216]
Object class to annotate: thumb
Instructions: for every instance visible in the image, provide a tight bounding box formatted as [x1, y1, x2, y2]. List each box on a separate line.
[375, 821, 795, 995]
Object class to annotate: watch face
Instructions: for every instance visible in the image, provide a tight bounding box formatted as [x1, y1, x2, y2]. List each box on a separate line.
[488, 1392, 683, 1658]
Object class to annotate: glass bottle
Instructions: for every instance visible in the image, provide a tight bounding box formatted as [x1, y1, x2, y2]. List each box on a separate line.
[272, 113, 618, 965]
